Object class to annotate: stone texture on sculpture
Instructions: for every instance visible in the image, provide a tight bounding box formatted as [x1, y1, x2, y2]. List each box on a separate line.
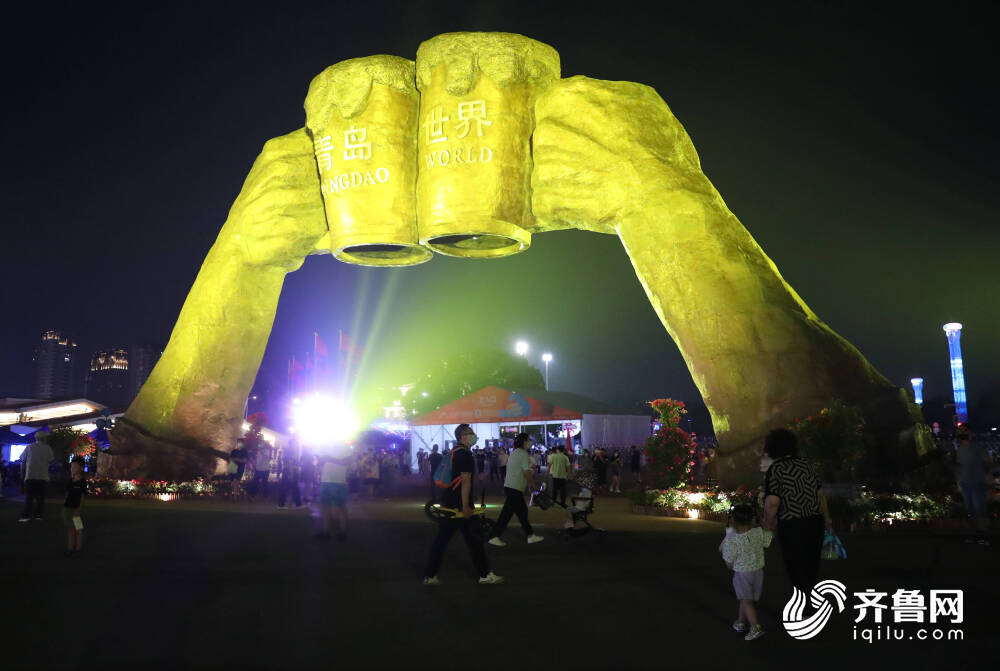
[110, 32, 928, 486]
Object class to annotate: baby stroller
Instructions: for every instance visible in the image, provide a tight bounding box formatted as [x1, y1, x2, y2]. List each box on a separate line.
[530, 483, 605, 537]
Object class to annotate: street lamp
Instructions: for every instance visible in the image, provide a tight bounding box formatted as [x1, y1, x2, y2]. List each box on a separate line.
[542, 352, 552, 390]
[515, 340, 529, 357]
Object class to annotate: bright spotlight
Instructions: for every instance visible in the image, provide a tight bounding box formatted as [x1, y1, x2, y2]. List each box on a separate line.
[515, 340, 529, 356]
[292, 394, 360, 446]
[542, 352, 552, 363]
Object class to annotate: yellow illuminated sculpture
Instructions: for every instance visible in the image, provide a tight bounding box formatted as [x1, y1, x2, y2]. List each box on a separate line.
[107, 32, 926, 485]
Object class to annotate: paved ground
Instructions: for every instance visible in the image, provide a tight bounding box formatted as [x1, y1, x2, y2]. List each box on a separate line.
[2, 479, 995, 669]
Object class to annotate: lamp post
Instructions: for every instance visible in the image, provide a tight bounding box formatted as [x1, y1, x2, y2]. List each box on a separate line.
[542, 352, 552, 390]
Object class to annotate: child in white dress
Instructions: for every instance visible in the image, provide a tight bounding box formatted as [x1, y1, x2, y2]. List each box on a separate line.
[720, 503, 773, 640]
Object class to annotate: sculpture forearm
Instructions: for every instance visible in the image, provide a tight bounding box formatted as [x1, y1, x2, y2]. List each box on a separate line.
[109, 129, 326, 478]
[617, 174, 894, 473]
[124, 247, 287, 452]
[532, 76, 920, 484]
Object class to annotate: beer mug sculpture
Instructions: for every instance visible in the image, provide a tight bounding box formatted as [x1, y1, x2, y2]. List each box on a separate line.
[305, 55, 432, 266]
[415, 32, 560, 258]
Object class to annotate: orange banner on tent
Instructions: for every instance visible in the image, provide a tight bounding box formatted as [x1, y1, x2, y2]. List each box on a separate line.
[412, 386, 582, 426]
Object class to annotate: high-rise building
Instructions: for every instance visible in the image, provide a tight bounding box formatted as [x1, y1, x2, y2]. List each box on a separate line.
[85, 348, 130, 409]
[942, 323, 968, 423]
[33, 330, 79, 399]
[128, 344, 163, 401]
[81, 344, 163, 410]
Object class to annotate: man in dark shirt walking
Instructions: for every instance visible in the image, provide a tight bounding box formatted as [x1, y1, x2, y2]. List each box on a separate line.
[424, 425, 503, 585]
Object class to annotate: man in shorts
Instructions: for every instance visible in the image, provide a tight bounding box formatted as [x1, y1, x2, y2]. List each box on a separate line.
[318, 444, 352, 540]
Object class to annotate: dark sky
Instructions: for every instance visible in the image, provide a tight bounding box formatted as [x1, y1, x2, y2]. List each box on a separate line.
[2, 2, 997, 422]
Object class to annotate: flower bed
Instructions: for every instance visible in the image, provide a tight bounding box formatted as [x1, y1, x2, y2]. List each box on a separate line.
[87, 478, 219, 500]
[630, 486, 1000, 531]
[630, 486, 760, 524]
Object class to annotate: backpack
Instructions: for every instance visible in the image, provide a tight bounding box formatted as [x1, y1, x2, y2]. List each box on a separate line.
[433, 450, 463, 490]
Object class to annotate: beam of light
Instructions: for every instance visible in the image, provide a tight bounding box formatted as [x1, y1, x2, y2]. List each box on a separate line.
[292, 394, 361, 446]
[344, 268, 375, 395]
[349, 269, 402, 399]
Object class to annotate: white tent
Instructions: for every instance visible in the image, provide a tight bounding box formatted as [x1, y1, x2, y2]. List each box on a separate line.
[409, 386, 650, 468]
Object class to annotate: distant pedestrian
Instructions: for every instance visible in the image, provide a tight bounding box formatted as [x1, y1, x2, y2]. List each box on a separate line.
[548, 446, 570, 506]
[300, 453, 317, 503]
[252, 445, 272, 499]
[955, 428, 992, 546]
[361, 449, 380, 499]
[227, 439, 248, 502]
[417, 448, 427, 476]
[63, 457, 86, 557]
[498, 447, 508, 481]
[761, 428, 832, 597]
[424, 424, 503, 585]
[276, 446, 302, 509]
[19, 428, 54, 522]
[317, 445, 352, 540]
[488, 449, 500, 482]
[594, 449, 607, 490]
[428, 445, 443, 498]
[608, 450, 622, 493]
[720, 503, 772, 641]
[488, 433, 544, 547]
[475, 449, 486, 480]
[630, 445, 642, 486]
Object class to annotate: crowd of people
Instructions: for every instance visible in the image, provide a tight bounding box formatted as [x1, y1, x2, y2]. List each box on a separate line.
[4, 419, 995, 642]
[415, 442, 652, 495]
[223, 439, 411, 505]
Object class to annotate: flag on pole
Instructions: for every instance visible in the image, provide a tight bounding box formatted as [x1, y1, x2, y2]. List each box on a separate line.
[338, 330, 364, 363]
[287, 356, 306, 389]
[314, 332, 329, 359]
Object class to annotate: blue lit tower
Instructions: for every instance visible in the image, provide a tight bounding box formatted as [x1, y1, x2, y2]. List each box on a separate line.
[910, 377, 924, 405]
[942, 323, 968, 423]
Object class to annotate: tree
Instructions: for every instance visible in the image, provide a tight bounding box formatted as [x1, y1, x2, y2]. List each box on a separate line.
[383, 349, 544, 417]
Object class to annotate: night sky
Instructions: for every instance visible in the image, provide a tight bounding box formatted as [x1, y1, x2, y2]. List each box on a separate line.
[3, 2, 997, 424]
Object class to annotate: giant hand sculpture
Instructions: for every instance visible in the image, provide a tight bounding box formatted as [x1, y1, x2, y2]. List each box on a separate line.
[107, 129, 327, 480]
[109, 32, 925, 485]
[530, 77, 925, 482]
